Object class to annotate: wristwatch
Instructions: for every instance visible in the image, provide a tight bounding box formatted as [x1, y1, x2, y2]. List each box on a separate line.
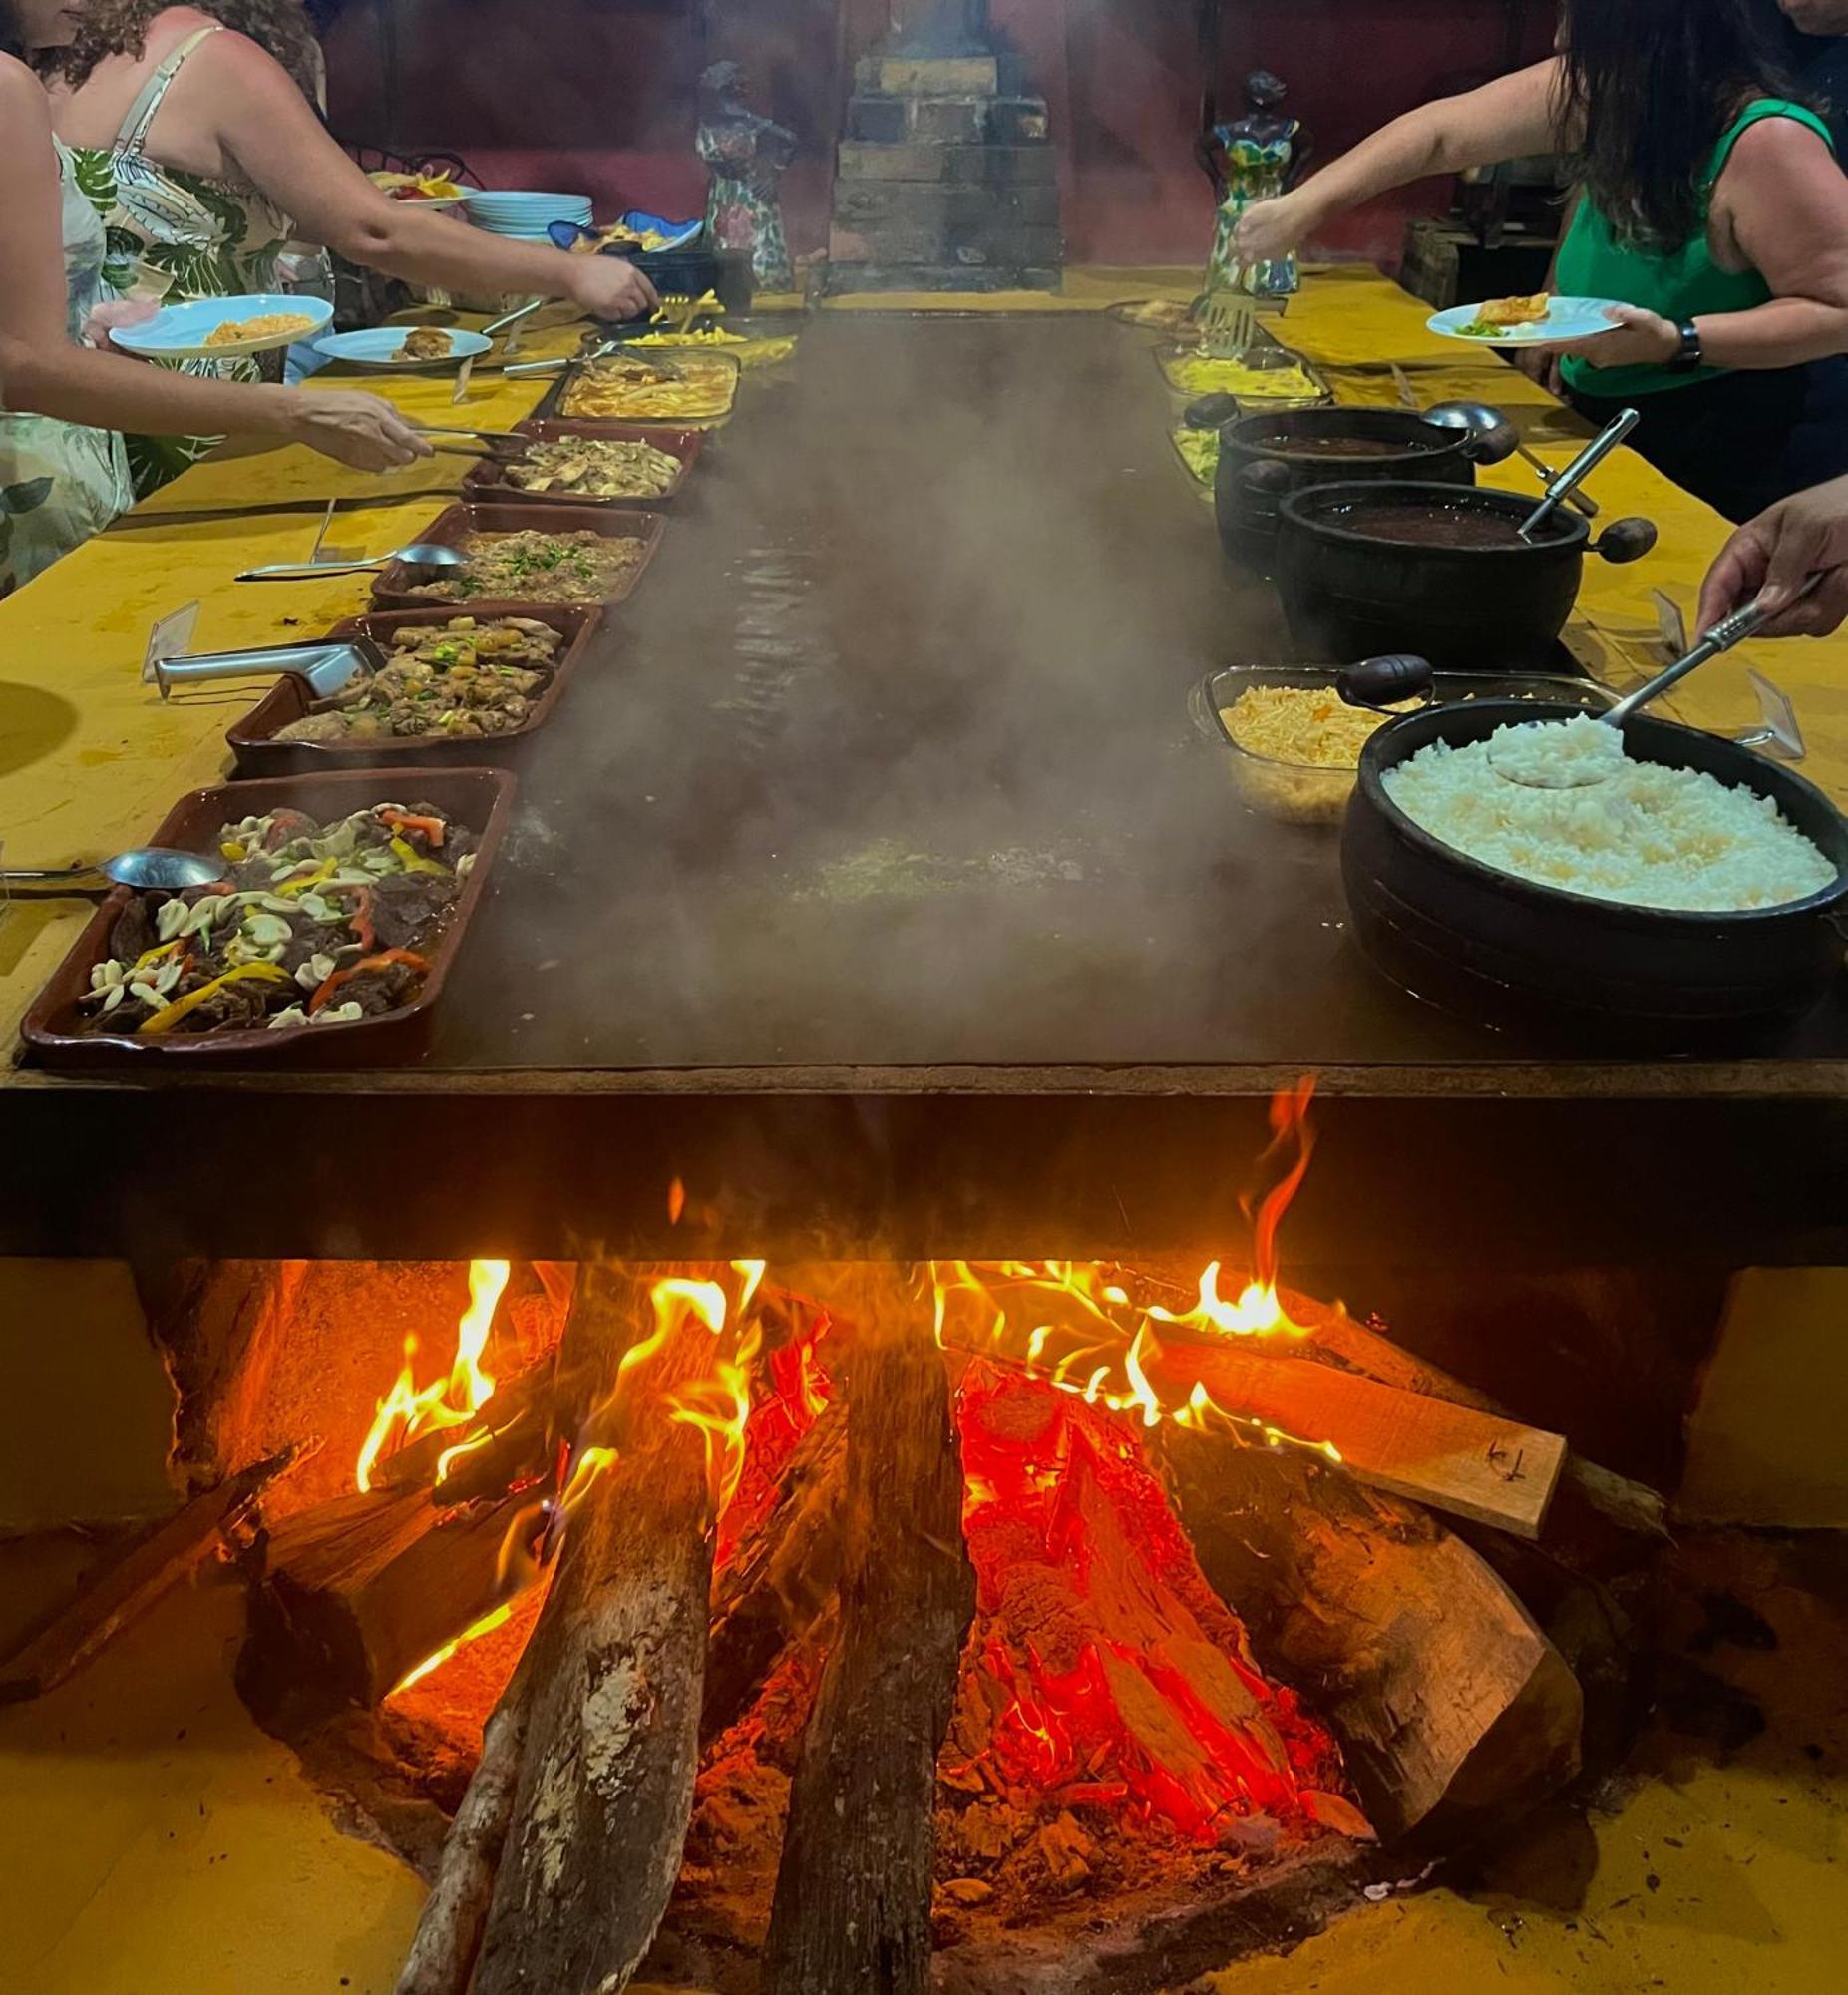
[1667, 319, 1704, 373]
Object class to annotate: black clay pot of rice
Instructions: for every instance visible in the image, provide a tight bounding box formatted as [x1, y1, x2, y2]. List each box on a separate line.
[1341, 699, 1848, 1036]
[1277, 482, 1656, 672]
[1215, 409, 1477, 568]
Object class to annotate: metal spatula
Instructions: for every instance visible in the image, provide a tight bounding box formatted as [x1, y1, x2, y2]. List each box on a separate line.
[1192, 289, 1258, 356]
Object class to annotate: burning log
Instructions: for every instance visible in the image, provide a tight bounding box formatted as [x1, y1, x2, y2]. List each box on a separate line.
[1161, 1429, 1582, 1843]
[762, 1270, 976, 1995]
[243, 1484, 535, 1718]
[702, 1395, 847, 1744]
[0, 1445, 297, 1704]
[367, 1352, 558, 1504]
[469, 1263, 723, 1995]
[395, 1655, 537, 1995]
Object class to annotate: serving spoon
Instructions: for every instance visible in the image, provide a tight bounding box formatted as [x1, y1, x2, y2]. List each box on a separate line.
[1487, 578, 1827, 790]
[234, 542, 468, 584]
[1517, 407, 1639, 541]
[0, 848, 227, 895]
[1423, 400, 1597, 514]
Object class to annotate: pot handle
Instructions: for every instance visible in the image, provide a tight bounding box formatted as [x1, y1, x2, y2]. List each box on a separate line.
[1594, 517, 1658, 565]
[1337, 653, 1434, 712]
[1241, 459, 1294, 497]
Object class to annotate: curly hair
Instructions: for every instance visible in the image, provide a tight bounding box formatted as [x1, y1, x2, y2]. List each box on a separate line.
[48, 2, 320, 98]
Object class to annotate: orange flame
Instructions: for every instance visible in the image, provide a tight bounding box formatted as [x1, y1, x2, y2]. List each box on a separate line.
[927, 1083, 1336, 1460]
[356, 1258, 510, 1492]
[388, 1600, 517, 1699]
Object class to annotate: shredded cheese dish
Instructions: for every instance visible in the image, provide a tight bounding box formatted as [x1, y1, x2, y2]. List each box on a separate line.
[1171, 426, 1220, 486]
[203, 312, 317, 348]
[1224, 686, 1384, 770]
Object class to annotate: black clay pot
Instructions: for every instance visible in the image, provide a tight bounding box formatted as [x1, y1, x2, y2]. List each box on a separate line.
[1215, 409, 1477, 568]
[1341, 699, 1848, 1037]
[1275, 482, 1656, 673]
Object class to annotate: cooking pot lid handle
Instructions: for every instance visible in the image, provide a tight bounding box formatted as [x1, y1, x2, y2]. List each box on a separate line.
[1338, 653, 1434, 712]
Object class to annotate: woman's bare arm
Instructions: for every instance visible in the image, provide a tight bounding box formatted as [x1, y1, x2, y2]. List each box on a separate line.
[200, 35, 656, 321]
[1234, 61, 1568, 261]
[0, 58, 424, 469]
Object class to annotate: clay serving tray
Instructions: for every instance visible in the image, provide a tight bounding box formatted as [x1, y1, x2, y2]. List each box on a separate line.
[225, 604, 603, 776]
[461, 421, 703, 511]
[369, 502, 665, 611]
[21, 766, 514, 1071]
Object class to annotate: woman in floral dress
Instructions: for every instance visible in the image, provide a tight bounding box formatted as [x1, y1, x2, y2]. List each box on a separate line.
[41, 2, 655, 494]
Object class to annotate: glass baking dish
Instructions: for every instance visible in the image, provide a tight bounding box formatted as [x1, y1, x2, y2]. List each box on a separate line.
[1190, 665, 1617, 826]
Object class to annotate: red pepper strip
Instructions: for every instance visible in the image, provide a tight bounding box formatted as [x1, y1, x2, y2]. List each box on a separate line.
[380, 809, 446, 850]
[307, 948, 432, 1016]
[326, 882, 376, 951]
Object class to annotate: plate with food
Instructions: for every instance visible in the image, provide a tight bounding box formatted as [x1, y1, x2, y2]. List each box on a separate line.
[370, 502, 665, 610]
[1427, 295, 1626, 345]
[227, 606, 601, 773]
[312, 326, 494, 370]
[546, 349, 740, 425]
[369, 169, 468, 209]
[20, 769, 513, 1068]
[463, 421, 702, 509]
[109, 293, 334, 361]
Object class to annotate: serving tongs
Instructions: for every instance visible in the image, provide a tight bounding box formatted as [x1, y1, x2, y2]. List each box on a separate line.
[504, 337, 620, 382]
[1517, 407, 1638, 541]
[150, 635, 391, 700]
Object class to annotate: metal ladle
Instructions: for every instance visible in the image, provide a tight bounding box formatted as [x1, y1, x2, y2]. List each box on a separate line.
[1488, 578, 1827, 790]
[1423, 400, 1598, 516]
[233, 542, 468, 584]
[0, 848, 228, 895]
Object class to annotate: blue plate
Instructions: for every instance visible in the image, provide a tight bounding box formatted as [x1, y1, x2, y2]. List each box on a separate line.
[548, 213, 704, 254]
[312, 327, 493, 370]
[110, 293, 333, 361]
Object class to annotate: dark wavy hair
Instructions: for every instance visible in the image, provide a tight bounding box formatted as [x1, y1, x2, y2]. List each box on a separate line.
[1562, 0, 1810, 246]
[48, 0, 319, 96]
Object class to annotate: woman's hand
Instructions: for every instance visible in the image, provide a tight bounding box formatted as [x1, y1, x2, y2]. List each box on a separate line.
[282, 390, 432, 471]
[1231, 192, 1316, 265]
[1696, 475, 1848, 636]
[1533, 302, 1678, 370]
[562, 255, 662, 324]
[82, 297, 160, 352]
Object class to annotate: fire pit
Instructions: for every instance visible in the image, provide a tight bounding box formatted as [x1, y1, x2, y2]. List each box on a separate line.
[18, 1090, 1674, 1995]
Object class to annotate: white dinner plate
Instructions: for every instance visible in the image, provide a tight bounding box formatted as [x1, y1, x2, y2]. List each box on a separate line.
[108, 293, 334, 361]
[1426, 296, 1628, 347]
[312, 327, 494, 370]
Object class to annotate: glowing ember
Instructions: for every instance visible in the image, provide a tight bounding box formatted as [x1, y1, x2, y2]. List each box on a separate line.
[945, 1368, 1351, 1843]
[355, 1258, 510, 1492]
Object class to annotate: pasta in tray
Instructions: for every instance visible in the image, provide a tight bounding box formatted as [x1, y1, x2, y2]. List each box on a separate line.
[559, 352, 738, 423]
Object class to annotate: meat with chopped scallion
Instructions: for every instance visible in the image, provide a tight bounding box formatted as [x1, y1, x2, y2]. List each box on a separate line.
[273, 616, 561, 743]
[400, 529, 644, 605]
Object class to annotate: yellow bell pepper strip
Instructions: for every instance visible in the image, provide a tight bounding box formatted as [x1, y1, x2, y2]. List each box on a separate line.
[137, 961, 292, 1035]
[389, 833, 449, 878]
[273, 857, 337, 896]
[307, 948, 432, 1016]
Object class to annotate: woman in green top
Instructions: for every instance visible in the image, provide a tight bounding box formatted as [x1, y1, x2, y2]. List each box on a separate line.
[1234, 0, 1848, 521]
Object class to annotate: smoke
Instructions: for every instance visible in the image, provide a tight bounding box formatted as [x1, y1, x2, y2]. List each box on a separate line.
[486, 312, 1336, 1088]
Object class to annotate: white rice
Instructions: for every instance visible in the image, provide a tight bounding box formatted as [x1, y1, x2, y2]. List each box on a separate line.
[1382, 716, 1838, 913]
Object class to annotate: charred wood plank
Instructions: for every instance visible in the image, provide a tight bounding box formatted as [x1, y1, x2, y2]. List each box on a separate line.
[470, 1263, 720, 1995]
[242, 1485, 532, 1719]
[1153, 1338, 1567, 1540]
[0, 1446, 296, 1704]
[762, 1270, 975, 1995]
[1162, 1428, 1582, 1844]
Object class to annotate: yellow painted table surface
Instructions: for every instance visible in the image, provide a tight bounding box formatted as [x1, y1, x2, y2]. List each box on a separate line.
[4, 271, 1848, 1066]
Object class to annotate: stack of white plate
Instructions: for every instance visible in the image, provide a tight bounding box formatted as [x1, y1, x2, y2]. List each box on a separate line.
[463, 191, 594, 241]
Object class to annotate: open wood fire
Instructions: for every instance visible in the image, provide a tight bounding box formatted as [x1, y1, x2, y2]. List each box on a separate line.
[22, 1086, 1669, 1993]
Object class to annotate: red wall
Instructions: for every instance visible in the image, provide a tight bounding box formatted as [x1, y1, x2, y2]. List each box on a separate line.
[324, 0, 1558, 269]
